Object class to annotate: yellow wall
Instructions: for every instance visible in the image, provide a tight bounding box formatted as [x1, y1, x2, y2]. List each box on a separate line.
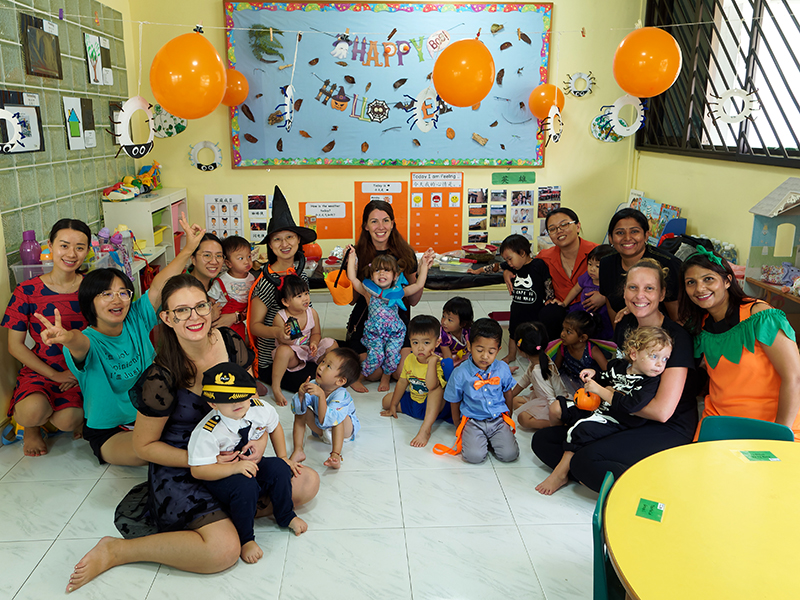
[633, 152, 798, 258]
[127, 0, 644, 250]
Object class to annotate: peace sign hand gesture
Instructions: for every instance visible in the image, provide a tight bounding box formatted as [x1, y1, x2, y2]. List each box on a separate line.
[34, 309, 74, 347]
[179, 212, 206, 253]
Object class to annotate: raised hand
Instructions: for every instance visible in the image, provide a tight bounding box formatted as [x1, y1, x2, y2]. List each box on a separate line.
[34, 310, 73, 347]
[179, 212, 205, 250]
[298, 376, 312, 397]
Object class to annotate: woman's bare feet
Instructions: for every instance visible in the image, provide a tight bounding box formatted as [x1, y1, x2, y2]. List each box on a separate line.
[240, 540, 263, 564]
[410, 425, 432, 448]
[272, 389, 288, 407]
[23, 426, 47, 457]
[535, 472, 569, 495]
[350, 379, 368, 393]
[289, 449, 306, 463]
[323, 451, 342, 469]
[378, 372, 391, 392]
[289, 516, 308, 536]
[67, 536, 117, 593]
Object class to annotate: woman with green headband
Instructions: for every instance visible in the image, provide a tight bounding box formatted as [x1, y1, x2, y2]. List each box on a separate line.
[679, 247, 800, 440]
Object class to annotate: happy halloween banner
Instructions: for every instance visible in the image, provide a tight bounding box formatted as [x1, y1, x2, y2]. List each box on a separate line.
[224, 2, 552, 167]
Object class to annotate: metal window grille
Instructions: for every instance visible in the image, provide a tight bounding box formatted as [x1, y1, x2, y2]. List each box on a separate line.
[637, 0, 800, 167]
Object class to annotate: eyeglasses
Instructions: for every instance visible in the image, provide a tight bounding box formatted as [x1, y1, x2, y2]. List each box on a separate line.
[546, 220, 577, 234]
[97, 290, 133, 302]
[198, 252, 224, 261]
[170, 301, 212, 322]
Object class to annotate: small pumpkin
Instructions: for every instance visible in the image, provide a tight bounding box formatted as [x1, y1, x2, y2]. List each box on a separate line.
[302, 242, 323, 262]
[574, 387, 601, 411]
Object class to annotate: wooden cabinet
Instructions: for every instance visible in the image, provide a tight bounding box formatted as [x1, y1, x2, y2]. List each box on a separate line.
[102, 187, 187, 263]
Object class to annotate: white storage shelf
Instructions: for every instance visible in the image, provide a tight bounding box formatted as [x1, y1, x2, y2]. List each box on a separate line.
[101, 187, 188, 264]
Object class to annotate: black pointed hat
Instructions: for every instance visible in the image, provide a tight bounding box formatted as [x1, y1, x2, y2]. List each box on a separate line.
[263, 186, 317, 245]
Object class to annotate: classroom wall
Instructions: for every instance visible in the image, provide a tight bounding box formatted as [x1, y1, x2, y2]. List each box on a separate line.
[633, 152, 797, 260]
[126, 0, 644, 251]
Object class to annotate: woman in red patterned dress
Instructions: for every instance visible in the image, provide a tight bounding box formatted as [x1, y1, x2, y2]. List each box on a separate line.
[2, 219, 91, 456]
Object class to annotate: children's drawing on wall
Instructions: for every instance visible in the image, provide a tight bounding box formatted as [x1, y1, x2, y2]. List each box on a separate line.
[512, 224, 533, 241]
[511, 190, 533, 206]
[491, 190, 507, 203]
[21, 14, 62, 79]
[468, 188, 488, 204]
[490, 205, 507, 227]
[62, 97, 85, 150]
[84, 34, 103, 85]
[512, 207, 534, 224]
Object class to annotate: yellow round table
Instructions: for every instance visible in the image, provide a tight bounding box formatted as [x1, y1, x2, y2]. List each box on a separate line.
[604, 439, 800, 599]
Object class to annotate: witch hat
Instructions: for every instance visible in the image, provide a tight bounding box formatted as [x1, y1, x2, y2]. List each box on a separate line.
[263, 185, 317, 245]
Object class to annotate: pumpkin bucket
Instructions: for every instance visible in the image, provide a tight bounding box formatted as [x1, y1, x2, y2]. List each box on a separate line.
[574, 387, 601, 411]
[325, 268, 353, 305]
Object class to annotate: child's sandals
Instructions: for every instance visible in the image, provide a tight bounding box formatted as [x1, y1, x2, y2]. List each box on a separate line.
[324, 451, 342, 469]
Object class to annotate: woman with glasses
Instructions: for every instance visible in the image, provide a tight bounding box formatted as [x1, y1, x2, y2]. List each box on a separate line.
[535, 208, 599, 339]
[599, 208, 682, 325]
[2, 219, 91, 457]
[34, 216, 205, 466]
[189, 233, 224, 291]
[59, 274, 320, 593]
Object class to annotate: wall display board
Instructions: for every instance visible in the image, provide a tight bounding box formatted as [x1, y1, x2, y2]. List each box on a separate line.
[205, 194, 245, 239]
[354, 181, 409, 240]
[409, 172, 462, 251]
[299, 201, 354, 239]
[224, 2, 552, 167]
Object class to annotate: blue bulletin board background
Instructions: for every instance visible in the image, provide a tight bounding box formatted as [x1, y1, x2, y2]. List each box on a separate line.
[224, 2, 552, 167]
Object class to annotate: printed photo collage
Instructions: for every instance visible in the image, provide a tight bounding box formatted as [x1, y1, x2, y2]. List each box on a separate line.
[466, 186, 561, 245]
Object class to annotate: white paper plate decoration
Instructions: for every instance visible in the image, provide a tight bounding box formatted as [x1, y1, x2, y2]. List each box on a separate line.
[590, 113, 627, 143]
[153, 104, 187, 138]
[0, 108, 23, 153]
[189, 140, 223, 171]
[564, 72, 596, 97]
[117, 96, 155, 158]
[607, 94, 645, 137]
[708, 88, 759, 124]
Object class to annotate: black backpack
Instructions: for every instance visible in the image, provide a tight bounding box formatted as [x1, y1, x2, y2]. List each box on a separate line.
[658, 235, 715, 261]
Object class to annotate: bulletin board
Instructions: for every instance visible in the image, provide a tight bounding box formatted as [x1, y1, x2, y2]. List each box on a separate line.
[223, 2, 553, 167]
[298, 201, 354, 239]
[354, 181, 409, 240]
[409, 172, 463, 252]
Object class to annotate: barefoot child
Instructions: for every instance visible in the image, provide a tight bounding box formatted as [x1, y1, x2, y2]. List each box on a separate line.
[382, 315, 456, 447]
[440, 318, 519, 464]
[439, 296, 473, 367]
[345, 245, 434, 392]
[536, 326, 672, 495]
[509, 322, 568, 430]
[188, 363, 307, 563]
[289, 347, 361, 469]
[208, 235, 255, 340]
[553, 311, 609, 395]
[271, 275, 337, 406]
[498, 234, 553, 364]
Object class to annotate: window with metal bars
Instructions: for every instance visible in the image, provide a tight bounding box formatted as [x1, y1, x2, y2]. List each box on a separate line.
[637, 0, 800, 167]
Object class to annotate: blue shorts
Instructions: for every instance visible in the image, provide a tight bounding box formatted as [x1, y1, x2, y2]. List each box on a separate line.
[398, 358, 454, 423]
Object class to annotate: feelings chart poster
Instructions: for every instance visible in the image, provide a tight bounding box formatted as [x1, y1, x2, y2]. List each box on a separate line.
[224, 2, 552, 167]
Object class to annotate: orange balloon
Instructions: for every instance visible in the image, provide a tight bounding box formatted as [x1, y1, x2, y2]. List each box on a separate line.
[432, 39, 495, 108]
[150, 32, 226, 120]
[613, 27, 682, 98]
[221, 69, 250, 107]
[528, 84, 565, 120]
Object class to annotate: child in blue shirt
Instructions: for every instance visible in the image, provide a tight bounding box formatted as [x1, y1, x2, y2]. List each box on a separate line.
[441, 318, 519, 464]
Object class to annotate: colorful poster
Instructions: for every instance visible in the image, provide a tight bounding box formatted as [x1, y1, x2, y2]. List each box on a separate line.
[409, 172, 463, 252]
[205, 194, 245, 240]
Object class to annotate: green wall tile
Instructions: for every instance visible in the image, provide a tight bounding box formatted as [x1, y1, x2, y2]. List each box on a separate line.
[82, 159, 96, 189]
[2, 212, 22, 253]
[87, 192, 99, 222]
[50, 128, 67, 162]
[37, 164, 56, 200]
[17, 168, 39, 206]
[44, 92, 61, 126]
[68, 160, 83, 189]
[41, 201, 57, 234]
[78, 0, 92, 28]
[0, 169, 20, 210]
[56, 197, 71, 219]
[33, 129, 53, 164]
[32, 0, 50, 15]
[58, 55, 73, 89]
[73, 194, 89, 222]
[0, 1, 19, 42]
[52, 162, 68, 197]
[13, 148, 34, 166]
[21, 206, 43, 237]
[1, 43, 24, 84]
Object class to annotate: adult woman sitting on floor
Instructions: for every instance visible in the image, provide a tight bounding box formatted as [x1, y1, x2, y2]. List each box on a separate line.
[66, 274, 320, 592]
[248, 186, 318, 397]
[598, 208, 683, 325]
[3, 219, 91, 456]
[679, 248, 800, 438]
[346, 200, 422, 392]
[532, 258, 701, 492]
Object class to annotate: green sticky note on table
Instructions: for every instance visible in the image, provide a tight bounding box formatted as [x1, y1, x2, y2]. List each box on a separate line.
[491, 172, 536, 186]
[740, 450, 780, 462]
[635, 498, 665, 522]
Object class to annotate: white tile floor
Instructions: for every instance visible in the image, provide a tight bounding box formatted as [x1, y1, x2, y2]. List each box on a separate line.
[0, 292, 597, 600]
